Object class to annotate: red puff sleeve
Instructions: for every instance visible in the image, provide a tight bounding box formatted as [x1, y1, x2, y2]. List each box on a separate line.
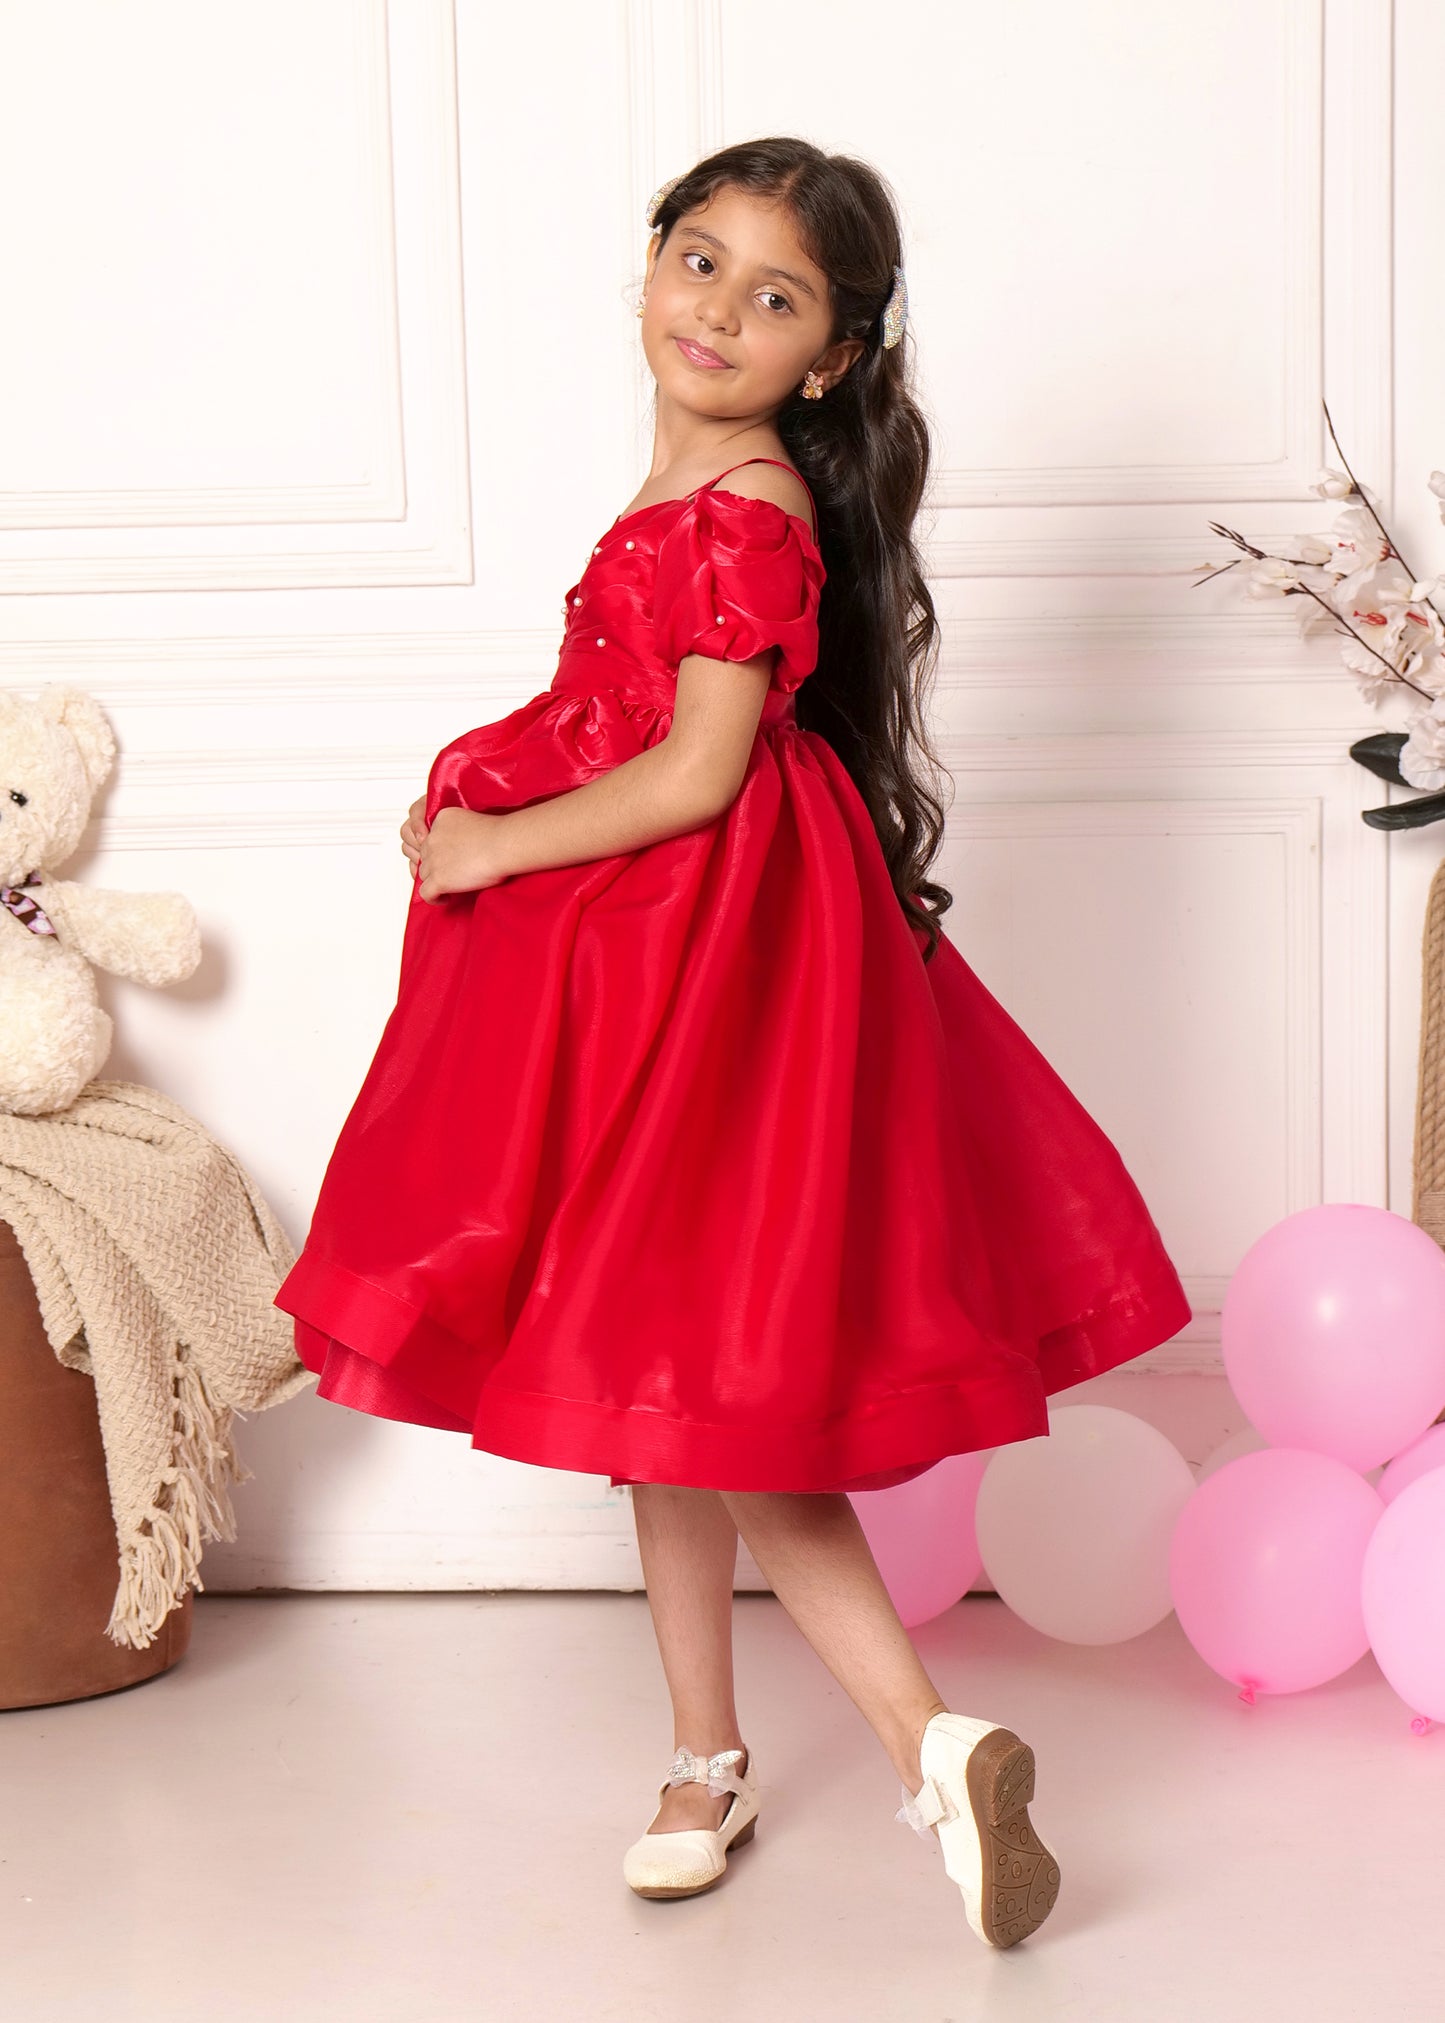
[652, 486, 826, 694]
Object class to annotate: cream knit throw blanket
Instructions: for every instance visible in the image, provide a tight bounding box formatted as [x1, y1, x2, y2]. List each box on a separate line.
[0, 1079, 314, 1650]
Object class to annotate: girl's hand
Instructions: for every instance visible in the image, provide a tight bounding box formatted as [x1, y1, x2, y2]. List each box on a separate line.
[400, 794, 429, 867]
[415, 806, 510, 902]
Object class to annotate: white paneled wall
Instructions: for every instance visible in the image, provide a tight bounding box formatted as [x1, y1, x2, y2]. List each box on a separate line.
[3, 0, 1432, 1592]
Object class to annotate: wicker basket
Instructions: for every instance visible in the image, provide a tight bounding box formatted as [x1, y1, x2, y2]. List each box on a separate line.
[1414, 854, 1445, 1246]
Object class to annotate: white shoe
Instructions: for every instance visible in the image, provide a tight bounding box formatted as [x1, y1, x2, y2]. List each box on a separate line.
[896, 1712, 1061, 1949]
[622, 1744, 759, 1900]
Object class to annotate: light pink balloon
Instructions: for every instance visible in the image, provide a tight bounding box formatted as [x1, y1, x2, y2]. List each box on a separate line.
[1361, 1466, 1445, 1724]
[1221, 1204, 1445, 1470]
[849, 1449, 993, 1628]
[1376, 1420, 1445, 1505]
[1169, 1447, 1383, 1695]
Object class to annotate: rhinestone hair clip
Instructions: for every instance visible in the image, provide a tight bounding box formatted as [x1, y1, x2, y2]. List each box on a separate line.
[879, 263, 907, 349]
[646, 173, 685, 228]
[645, 175, 908, 348]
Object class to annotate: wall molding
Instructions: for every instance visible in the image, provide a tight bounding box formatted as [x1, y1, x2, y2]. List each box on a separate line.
[71, 723, 1382, 793]
[0, 604, 1369, 708]
[629, 0, 1389, 572]
[930, 2, 1329, 509]
[0, 0, 472, 593]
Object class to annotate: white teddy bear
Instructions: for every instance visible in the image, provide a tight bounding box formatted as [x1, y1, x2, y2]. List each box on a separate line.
[0, 685, 201, 1116]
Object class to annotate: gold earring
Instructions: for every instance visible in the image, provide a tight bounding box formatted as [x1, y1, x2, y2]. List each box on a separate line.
[800, 368, 825, 400]
[636, 295, 646, 318]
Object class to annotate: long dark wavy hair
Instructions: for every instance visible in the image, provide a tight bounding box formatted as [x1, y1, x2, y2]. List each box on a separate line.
[648, 137, 954, 962]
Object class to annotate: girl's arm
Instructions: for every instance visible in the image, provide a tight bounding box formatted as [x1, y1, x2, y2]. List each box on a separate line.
[427, 647, 775, 892]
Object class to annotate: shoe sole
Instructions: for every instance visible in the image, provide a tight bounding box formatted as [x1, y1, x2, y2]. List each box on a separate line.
[627, 1812, 757, 1900]
[935, 1724, 1061, 1948]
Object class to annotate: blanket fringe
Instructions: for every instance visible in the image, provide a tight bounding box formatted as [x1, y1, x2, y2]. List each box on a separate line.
[0, 1082, 307, 1655]
[104, 1344, 255, 1650]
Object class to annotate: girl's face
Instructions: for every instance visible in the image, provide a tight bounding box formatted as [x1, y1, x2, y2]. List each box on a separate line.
[642, 185, 864, 416]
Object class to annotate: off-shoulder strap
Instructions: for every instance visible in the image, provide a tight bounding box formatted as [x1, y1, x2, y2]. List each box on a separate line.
[704, 457, 818, 544]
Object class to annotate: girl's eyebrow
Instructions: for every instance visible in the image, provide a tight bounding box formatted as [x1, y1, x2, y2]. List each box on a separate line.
[677, 226, 819, 302]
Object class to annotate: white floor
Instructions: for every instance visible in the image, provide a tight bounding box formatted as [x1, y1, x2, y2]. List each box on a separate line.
[3, 1589, 1443, 2022]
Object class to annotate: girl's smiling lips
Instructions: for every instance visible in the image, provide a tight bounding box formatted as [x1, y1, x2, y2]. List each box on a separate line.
[675, 336, 733, 370]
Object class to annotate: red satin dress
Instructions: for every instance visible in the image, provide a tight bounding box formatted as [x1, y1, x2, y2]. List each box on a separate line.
[274, 456, 1191, 1493]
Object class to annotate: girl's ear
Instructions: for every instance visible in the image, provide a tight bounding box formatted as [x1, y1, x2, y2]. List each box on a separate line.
[822, 335, 867, 386]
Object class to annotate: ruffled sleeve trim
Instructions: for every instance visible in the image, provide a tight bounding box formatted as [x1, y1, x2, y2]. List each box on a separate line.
[652, 486, 826, 693]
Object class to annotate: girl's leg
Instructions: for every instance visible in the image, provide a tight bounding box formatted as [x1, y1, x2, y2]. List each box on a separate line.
[630, 1483, 750, 1832]
[718, 1490, 949, 1795]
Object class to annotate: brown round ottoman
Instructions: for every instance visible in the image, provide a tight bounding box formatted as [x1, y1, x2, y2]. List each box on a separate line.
[0, 1218, 191, 1709]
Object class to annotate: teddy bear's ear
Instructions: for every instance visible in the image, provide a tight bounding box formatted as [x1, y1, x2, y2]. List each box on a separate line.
[34, 685, 117, 795]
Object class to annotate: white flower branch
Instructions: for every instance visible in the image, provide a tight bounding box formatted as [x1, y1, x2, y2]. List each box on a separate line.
[1198, 399, 1445, 794]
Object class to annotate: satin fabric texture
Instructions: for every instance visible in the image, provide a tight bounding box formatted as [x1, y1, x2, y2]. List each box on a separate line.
[274, 465, 1192, 1492]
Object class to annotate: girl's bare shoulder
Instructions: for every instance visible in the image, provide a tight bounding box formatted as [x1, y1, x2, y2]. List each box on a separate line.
[708, 457, 812, 529]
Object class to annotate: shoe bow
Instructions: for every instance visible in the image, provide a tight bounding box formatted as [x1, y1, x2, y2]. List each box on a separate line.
[666, 1745, 745, 1797]
[895, 1772, 957, 1837]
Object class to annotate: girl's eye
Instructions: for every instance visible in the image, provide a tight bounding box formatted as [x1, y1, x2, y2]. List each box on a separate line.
[680, 250, 792, 314]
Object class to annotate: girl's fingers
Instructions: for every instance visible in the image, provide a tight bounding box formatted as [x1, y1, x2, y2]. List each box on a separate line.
[402, 794, 429, 864]
[400, 809, 428, 859]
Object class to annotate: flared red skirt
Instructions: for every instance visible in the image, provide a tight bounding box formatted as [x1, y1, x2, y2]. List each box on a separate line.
[275, 685, 1192, 1491]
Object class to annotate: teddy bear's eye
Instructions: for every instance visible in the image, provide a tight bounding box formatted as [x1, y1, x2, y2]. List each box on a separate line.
[8, 789, 26, 807]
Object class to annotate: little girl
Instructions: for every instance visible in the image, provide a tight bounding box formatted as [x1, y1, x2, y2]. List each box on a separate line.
[275, 136, 1191, 1952]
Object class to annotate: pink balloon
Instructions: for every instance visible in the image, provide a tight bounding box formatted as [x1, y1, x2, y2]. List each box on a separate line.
[1221, 1204, 1445, 1470]
[1361, 1467, 1445, 1724]
[1377, 1420, 1445, 1505]
[849, 1449, 993, 1628]
[1169, 1447, 1383, 1695]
